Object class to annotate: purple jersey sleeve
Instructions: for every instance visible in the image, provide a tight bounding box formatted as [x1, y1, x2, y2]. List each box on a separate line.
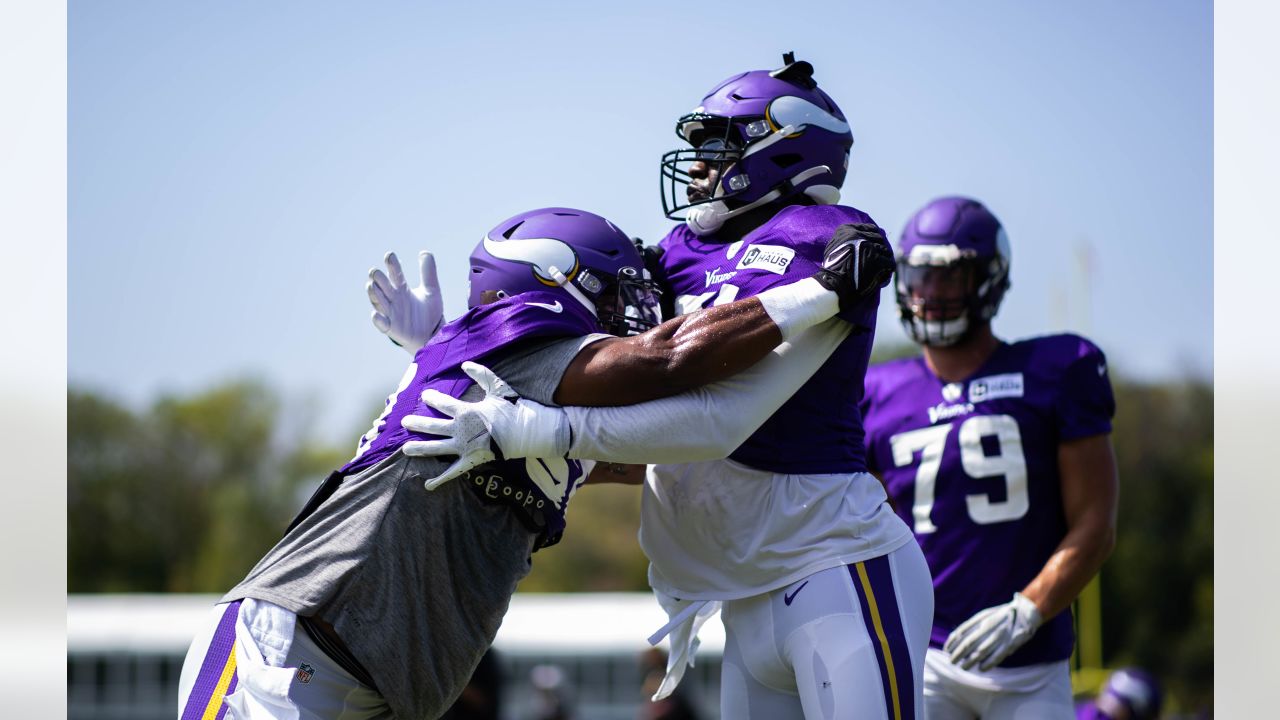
[656, 204, 882, 474]
[337, 292, 600, 549]
[343, 290, 600, 477]
[1054, 337, 1115, 440]
[773, 205, 883, 328]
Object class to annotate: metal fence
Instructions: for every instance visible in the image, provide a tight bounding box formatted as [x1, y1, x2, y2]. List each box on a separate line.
[68, 594, 724, 720]
[67, 650, 722, 720]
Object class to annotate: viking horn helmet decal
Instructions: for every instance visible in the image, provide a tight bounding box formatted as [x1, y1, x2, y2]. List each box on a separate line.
[482, 234, 580, 285]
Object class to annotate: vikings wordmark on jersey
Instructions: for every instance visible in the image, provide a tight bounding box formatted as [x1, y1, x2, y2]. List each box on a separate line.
[861, 333, 1115, 667]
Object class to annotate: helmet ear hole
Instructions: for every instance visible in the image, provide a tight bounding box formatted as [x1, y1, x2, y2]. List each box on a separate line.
[771, 153, 802, 168]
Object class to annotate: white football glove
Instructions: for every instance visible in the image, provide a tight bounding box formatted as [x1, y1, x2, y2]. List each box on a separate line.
[400, 362, 569, 490]
[944, 592, 1043, 671]
[367, 250, 444, 352]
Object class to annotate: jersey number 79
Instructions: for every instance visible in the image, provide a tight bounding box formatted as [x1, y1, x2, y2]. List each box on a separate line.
[889, 414, 1028, 534]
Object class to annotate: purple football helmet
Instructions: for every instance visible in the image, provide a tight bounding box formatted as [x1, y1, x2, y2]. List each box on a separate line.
[895, 196, 1011, 347]
[469, 207, 662, 336]
[1089, 667, 1163, 720]
[661, 53, 854, 236]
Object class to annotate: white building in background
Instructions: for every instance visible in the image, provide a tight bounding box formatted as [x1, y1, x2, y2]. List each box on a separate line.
[68, 593, 725, 720]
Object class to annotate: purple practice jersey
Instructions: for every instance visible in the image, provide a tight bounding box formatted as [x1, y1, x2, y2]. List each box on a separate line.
[341, 290, 599, 548]
[861, 334, 1115, 666]
[656, 204, 882, 474]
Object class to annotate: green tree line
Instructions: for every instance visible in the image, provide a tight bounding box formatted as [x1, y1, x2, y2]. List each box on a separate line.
[68, 365, 1212, 707]
[68, 382, 348, 593]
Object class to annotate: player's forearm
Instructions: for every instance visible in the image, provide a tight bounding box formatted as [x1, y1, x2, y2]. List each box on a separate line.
[615, 297, 786, 400]
[1020, 518, 1115, 621]
[563, 319, 851, 463]
[1025, 434, 1119, 620]
[554, 278, 839, 407]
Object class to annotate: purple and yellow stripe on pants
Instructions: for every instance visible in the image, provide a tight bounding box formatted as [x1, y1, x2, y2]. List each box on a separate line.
[850, 557, 915, 720]
[180, 600, 242, 720]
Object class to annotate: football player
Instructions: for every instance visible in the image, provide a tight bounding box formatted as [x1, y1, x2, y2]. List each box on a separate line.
[176, 206, 886, 720]
[1075, 667, 1162, 720]
[641, 56, 932, 720]
[386, 56, 933, 720]
[860, 196, 1119, 719]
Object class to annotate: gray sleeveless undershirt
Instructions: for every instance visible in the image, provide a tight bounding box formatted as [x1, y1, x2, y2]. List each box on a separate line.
[223, 334, 605, 719]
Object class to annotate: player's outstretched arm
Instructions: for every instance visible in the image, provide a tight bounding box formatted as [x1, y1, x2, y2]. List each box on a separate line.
[400, 224, 890, 486]
[945, 433, 1118, 671]
[367, 250, 444, 351]
[401, 319, 851, 486]
[555, 222, 891, 407]
[557, 319, 850, 462]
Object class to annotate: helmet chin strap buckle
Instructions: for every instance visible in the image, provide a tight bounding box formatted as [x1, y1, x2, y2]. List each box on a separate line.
[547, 266, 598, 316]
[684, 166, 838, 237]
[685, 203, 727, 236]
[685, 188, 783, 237]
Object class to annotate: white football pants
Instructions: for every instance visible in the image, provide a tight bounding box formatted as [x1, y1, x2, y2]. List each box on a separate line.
[176, 599, 392, 720]
[719, 541, 934, 719]
[921, 648, 1074, 720]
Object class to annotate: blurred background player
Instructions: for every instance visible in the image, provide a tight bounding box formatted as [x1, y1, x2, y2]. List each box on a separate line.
[1075, 667, 1163, 720]
[638, 648, 702, 720]
[388, 54, 931, 720]
[527, 664, 575, 720]
[177, 206, 868, 719]
[860, 196, 1119, 719]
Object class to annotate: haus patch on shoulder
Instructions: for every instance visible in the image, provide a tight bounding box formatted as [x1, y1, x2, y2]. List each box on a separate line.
[968, 372, 1024, 402]
[735, 244, 795, 275]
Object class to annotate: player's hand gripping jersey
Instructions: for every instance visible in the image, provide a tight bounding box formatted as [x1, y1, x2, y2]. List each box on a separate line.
[344, 289, 606, 548]
[861, 333, 1115, 667]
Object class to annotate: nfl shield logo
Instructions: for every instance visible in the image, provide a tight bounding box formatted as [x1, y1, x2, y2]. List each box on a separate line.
[296, 662, 315, 684]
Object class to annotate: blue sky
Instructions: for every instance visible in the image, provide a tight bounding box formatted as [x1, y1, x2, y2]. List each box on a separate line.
[68, 0, 1212, 442]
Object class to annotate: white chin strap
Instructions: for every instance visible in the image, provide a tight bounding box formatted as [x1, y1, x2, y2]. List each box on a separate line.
[685, 190, 781, 236]
[547, 266, 598, 316]
[685, 166, 840, 237]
